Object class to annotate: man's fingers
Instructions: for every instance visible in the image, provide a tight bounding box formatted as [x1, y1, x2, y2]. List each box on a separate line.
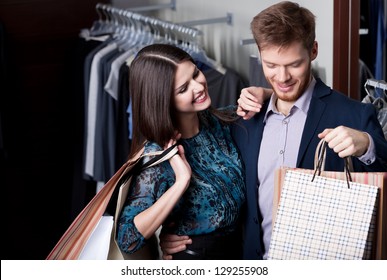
[162, 254, 173, 260]
[160, 238, 192, 249]
[159, 234, 190, 242]
[162, 244, 188, 255]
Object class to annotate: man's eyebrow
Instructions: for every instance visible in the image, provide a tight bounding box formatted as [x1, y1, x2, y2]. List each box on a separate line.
[262, 58, 303, 66]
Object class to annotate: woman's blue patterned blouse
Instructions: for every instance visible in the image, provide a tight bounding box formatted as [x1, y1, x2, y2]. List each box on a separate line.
[117, 109, 246, 254]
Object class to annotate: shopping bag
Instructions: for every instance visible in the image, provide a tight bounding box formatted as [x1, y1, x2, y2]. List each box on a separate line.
[107, 144, 179, 260]
[273, 168, 386, 259]
[269, 140, 383, 260]
[46, 144, 178, 260]
[78, 216, 114, 260]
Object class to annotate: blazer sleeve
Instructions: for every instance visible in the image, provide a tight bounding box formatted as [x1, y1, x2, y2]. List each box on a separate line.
[361, 103, 387, 171]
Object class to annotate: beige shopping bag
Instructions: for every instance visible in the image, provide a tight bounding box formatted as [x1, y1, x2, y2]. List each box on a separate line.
[46, 144, 178, 260]
[271, 140, 385, 259]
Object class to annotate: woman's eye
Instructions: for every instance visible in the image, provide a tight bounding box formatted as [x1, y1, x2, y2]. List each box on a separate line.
[178, 85, 188, 93]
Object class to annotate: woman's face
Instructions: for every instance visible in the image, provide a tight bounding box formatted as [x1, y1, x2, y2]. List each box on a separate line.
[173, 61, 211, 114]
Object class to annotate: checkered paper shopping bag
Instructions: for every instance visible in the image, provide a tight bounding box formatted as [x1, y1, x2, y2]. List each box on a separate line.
[269, 169, 380, 260]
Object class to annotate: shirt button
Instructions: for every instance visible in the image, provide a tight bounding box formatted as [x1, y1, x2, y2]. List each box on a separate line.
[280, 150, 284, 154]
[367, 160, 371, 164]
[283, 120, 288, 124]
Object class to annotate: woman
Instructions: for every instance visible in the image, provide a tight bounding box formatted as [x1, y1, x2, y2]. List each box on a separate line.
[117, 43, 247, 260]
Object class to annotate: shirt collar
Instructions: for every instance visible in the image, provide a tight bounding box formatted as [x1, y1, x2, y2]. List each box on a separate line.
[263, 77, 316, 122]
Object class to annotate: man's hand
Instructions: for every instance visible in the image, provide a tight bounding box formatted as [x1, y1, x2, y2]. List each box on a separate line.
[159, 232, 192, 260]
[237, 87, 272, 120]
[318, 126, 370, 158]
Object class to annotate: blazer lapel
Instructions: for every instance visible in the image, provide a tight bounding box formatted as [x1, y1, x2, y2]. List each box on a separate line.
[297, 79, 330, 166]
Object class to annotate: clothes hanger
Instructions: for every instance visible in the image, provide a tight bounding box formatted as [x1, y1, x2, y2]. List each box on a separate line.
[88, 4, 115, 37]
[364, 79, 387, 99]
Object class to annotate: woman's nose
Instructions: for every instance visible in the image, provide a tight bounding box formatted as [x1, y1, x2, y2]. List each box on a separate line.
[192, 80, 204, 93]
[193, 87, 202, 94]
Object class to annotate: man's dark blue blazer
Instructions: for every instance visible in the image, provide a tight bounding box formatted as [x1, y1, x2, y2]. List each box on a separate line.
[231, 78, 387, 260]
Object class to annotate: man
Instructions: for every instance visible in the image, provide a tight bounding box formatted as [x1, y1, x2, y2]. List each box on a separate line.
[160, 1, 387, 260]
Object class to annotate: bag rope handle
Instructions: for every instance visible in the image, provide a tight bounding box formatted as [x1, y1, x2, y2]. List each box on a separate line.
[312, 139, 353, 188]
[141, 143, 178, 170]
[105, 143, 178, 216]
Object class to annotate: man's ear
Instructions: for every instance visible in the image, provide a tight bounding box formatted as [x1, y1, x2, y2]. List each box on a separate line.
[311, 41, 318, 61]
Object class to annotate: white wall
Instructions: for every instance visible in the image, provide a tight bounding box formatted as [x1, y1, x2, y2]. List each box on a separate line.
[113, 0, 334, 86]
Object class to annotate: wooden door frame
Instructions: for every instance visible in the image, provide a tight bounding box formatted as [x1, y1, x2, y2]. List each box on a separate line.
[333, 0, 360, 100]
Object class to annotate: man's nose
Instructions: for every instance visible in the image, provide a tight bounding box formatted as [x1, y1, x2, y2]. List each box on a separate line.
[278, 66, 290, 82]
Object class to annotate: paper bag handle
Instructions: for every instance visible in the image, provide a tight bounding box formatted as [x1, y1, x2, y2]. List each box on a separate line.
[313, 139, 353, 188]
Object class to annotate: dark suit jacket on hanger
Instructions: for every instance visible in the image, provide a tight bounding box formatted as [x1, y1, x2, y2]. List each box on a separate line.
[231, 78, 387, 260]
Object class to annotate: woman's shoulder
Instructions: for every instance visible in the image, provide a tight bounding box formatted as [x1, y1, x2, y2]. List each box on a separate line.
[142, 142, 164, 163]
[144, 141, 163, 153]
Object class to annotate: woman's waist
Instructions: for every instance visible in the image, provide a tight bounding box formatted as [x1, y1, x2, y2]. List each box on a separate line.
[167, 222, 240, 237]
[175, 228, 242, 252]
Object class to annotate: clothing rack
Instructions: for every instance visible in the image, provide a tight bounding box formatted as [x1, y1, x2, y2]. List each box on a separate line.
[239, 38, 255, 46]
[362, 78, 387, 141]
[179, 13, 233, 26]
[127, 0, 176, 12]
[364, 79, 387, 91]
[92, 3, 202, 44]
[92, 3, 237, 49]
[125, 1, 232, 27]
[364, 78, 387, 100]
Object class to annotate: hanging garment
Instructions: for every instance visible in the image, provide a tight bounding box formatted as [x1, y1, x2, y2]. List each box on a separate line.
[371, 0, 386, 81]
[249, 55, 270, 88]
[359, 59, 375, 100]
[84, 42, 118, 180]
[362, 79, 387, 140]
[203, 66, 248, 109]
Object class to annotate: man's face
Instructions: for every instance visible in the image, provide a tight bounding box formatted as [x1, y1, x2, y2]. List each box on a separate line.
[260, 41, 317, 103]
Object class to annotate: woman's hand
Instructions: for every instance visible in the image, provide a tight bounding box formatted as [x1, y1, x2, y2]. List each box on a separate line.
[237, 86, 272, 119]
[165, 134, 191, 190]
[132, 134, 191, 239]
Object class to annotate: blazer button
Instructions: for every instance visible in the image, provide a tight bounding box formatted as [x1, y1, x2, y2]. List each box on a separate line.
[253, 217, 258, 224]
